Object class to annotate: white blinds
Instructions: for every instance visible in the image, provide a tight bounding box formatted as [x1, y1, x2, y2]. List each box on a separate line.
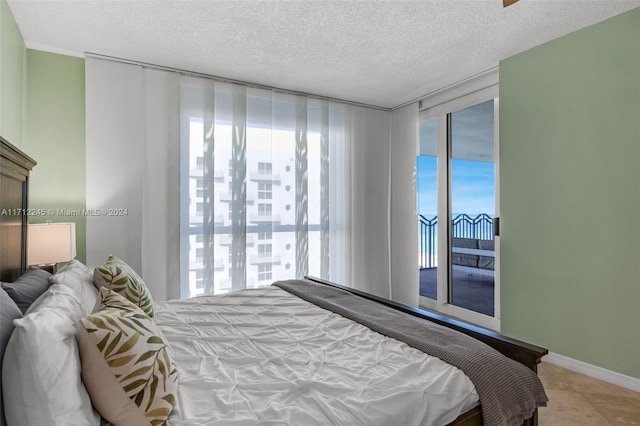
[180, 77, 357, 297]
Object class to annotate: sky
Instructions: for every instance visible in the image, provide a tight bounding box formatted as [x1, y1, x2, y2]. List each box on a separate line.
[416, 156, 495, 217]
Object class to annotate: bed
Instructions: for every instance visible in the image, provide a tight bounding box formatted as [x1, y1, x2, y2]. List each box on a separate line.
[0, 138, 548, 426]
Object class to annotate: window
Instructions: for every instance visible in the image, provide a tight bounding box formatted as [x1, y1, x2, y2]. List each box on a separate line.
[258, 182, 272, 200]
[258, 244, 272, 258]
[258, 203, 272, 217]
[258, 162, 272, 175]
[258, 264, 272, 281]
[195, 270, 204, 289]
[258, 232, 272, 240]
[196, 178, 205, 201]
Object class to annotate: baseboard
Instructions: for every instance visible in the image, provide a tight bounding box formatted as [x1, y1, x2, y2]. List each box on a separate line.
[543, 352, 640, 393]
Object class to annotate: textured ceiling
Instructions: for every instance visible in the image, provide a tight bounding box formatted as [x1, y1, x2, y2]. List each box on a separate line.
[8, 0, 640, 109]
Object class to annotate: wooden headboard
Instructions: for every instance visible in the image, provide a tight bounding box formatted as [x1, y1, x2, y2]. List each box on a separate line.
[0, 137, 36, 282]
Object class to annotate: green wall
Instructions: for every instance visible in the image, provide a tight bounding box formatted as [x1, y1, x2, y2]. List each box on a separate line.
[500, 9, 640, 379]
[24, 50, 86, 263]
[0, 2, 86, 262]
[0, 0, 25, 148]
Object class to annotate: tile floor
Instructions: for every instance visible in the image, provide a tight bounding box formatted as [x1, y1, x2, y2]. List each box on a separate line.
[537, 362, 640, 425]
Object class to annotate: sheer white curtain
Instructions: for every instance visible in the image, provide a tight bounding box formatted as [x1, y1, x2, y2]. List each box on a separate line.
[180, 77, 391, 298]
[348, 107, 392, 297]
[86, 58, 180, 301]
[86, 57, 394, 301]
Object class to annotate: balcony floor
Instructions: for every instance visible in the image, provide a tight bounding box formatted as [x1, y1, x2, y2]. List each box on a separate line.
[419, 268, 494, 317]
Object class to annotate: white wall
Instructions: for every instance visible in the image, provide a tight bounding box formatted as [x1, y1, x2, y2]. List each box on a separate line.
[390, 103, 419, 306]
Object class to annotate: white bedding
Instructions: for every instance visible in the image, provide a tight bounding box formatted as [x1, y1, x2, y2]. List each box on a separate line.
[154, 286, 479, 426]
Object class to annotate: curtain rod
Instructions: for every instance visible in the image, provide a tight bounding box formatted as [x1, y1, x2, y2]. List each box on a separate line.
[86, 52, 391, 112]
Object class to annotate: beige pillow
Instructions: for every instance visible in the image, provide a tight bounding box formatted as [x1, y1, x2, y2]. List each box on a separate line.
[77, 288, 178, 426]
[93, 255, 154, 318]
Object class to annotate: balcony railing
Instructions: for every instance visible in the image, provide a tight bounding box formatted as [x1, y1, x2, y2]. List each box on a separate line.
[249, 171, 281, 182]
[249, 254, 281, 265]
[419, 213, 494, 269]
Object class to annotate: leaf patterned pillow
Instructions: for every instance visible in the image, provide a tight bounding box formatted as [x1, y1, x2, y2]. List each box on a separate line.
[93, 255, 155, 318]
[77, 288, 178, 426]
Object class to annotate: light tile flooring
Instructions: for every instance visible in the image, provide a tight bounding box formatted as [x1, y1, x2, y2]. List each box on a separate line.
[538, 362, 640, 425]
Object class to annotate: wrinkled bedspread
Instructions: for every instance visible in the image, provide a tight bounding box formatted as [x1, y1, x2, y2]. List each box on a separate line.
[154, 287, 479, 425]
[274, 279, 548, 426]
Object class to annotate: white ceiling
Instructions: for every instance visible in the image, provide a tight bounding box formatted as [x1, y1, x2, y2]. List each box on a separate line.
[8, 0, 640, 109]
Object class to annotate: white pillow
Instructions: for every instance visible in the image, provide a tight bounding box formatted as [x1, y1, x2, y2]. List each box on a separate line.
[49, 259, 98, 316]
[2, 284, 100, 426]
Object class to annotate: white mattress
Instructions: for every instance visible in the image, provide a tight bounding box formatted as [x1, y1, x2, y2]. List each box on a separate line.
[154, 286, 479, 425]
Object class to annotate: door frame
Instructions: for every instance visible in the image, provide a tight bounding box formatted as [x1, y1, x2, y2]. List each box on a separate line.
[417, 80, 500, 331]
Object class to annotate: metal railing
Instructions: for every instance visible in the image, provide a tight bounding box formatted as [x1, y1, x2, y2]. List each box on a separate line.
[419, 215, 438, 269]
[419, 213, 493, 269]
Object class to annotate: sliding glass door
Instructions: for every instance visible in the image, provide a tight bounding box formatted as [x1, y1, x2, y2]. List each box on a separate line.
[450, 100, 496, 316]
[417, 95, 499, 329]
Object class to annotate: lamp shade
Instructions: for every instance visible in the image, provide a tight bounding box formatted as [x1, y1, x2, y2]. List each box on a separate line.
[27, 222, 77, 265]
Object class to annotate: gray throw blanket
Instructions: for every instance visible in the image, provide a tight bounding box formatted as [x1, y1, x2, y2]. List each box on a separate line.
[273, 279, 548, 426]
